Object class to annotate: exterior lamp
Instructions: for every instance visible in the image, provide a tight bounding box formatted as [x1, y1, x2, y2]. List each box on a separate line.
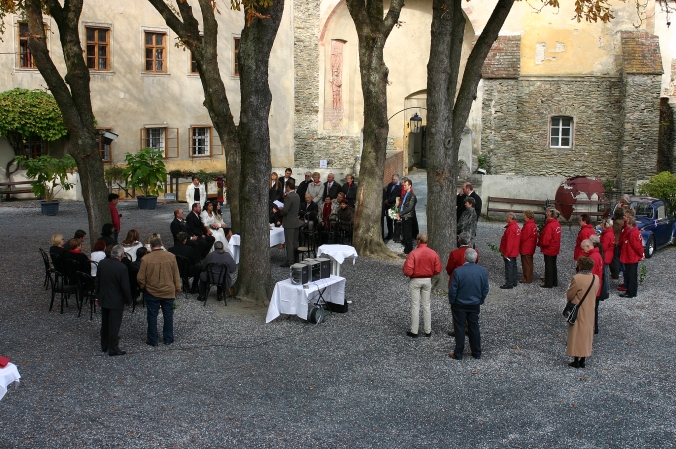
[409, 113, 422, 134]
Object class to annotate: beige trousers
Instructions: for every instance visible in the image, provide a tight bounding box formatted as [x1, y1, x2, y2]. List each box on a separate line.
[409, 277, 432, 335]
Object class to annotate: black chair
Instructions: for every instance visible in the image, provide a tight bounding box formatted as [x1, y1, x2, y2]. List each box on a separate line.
[39, 248, 52, 289]
[76, 271, 96, 319]
[203, 263, 229, 306]
[337, 221, 354, 245]
[174, 255, 193, 296]
[50, 253, 64, 276]
[297, 229, 317, 261]
[47, 269, 79, 314]
[128, 267, 142, 313]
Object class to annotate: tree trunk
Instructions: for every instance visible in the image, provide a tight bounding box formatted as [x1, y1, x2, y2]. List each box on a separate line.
[233, 0, 286, 303]
[346, 0, 405, 259]
[146, 0, 242, 231]
[26, 0, 110, 248]
[426, 0, 514, 288]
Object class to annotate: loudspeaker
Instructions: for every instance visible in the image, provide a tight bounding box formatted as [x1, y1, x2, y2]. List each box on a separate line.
[290, 263, 309, 285]
[302, 259, 321, 282]
[316, 258, 331, 279]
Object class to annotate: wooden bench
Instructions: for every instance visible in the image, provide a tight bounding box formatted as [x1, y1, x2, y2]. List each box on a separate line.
[486, 197, 549, 218]
[0, 181, 35, 201]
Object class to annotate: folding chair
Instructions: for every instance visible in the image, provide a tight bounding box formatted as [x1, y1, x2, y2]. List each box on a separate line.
[203, 263, 229, 306]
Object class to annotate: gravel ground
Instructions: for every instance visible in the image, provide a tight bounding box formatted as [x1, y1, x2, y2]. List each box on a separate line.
[1, 196, 675, 448]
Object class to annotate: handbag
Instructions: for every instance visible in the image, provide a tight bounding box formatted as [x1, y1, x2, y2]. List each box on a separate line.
[562, 275, 595, 325]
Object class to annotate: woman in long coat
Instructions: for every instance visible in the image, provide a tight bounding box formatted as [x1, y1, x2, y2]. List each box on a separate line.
[565, 256, 600, 368]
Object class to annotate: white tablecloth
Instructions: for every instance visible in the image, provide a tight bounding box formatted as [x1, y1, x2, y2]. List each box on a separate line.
[0, 363, 21, 401]
[266, 275, 345, 323]
[317, 244, 358, 276]
[228, 227, 286, 264]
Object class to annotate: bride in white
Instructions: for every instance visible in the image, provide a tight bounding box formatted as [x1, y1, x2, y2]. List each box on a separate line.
[201, 201, 228, 249]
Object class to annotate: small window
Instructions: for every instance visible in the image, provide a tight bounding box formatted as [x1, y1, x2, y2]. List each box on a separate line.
[86, 27, 110, 71]
[145, 127, 165, 152]
[190, 127, 211, 157]
[22, 136, 49, 158]
[145, 32, 166, 73]
[96, 128, 113, 162]
[233, 37, 240, 76]
[550, 116, 573, 148]
[140, 127, 179, 158]
[18, 23, 35, 68]
[190, 51, 198, 74]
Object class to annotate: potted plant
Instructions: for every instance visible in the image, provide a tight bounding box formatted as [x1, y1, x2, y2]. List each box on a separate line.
[121, 148, 167, 210]
[15, 154, 77, 216]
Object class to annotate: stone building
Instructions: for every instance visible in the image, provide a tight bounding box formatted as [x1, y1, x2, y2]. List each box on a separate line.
[0, 0, 673, 197]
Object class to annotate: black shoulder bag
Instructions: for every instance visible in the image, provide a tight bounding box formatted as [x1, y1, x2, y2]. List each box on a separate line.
[562, 275, 595, 325]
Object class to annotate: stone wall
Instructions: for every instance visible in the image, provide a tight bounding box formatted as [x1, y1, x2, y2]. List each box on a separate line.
[383, 150, 404, 186]
[482, 77, 624, 180]
[293, 0, 361, 171]
[618, 75, 662, 188]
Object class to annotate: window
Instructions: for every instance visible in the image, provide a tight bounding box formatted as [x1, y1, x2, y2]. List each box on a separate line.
[96, 128, 112, 162]
[145, 32, 166, 73]
[190, 127, 211, 157]
[550, 116, 573, 148]
[140, 127, 179, 158]
[22, 136, 48, 158]
[18, 23, 35, 68]
[190, 51, 198, 74]
[86, 27, 110, 71]
[146, 127, 165, 152]
[233, 37, 240, 76]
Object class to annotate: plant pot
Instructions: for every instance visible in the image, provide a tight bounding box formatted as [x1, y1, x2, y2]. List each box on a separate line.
[41, 201, 60, 216]
[137, 195, 158, 210]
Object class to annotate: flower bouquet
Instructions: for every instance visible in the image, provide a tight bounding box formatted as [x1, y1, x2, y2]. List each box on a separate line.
[387, 205, 399, 220]
[210, 223, 221, 230]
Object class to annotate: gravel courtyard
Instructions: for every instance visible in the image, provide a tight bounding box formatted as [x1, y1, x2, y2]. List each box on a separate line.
[1, 194, 675, 448]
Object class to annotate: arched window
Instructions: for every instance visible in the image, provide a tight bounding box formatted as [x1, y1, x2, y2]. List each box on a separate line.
[550, 116, 573, 148]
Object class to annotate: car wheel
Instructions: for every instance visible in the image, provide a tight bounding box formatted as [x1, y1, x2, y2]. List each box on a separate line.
[645, 235, 655, 259]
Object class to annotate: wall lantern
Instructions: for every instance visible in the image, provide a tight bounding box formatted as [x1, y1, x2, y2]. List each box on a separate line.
[409, 113, 422, 134]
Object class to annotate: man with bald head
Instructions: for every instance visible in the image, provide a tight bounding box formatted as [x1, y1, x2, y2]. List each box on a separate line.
[322, 173, 341, 200]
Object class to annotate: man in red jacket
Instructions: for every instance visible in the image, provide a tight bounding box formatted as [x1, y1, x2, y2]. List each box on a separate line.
[538, 208, 562, 288]
[581, 239, 604, 334]
[109, 193, 121, 242]
[499, 212, 521, 289]
[619, 216, 644, 298]
[519, 210, 538, 283]
[574, 214, 595, 262]
[403, 234, 442, 338]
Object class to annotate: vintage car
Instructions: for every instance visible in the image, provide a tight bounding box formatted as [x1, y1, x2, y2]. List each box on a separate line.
[616, 197, 676, 258]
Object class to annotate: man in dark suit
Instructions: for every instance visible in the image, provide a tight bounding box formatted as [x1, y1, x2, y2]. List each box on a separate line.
[281, 168, 295, 188]
[296, 171, 312, 199]
[170, 208, 207, 257]
[185, 203, 215, 257]
[273, 179, 300, 267]
[457, 182, 482, 223]
[382, 174, 401, 240]
[299, 192, 319, 225]
[397, 178, 418, 254]
[448, 249, 489, 360]
[322, 173, 341, 200]
[168, 232, 202, 293]
[197, 241, 237, 302]
[95, 245, 133, 356]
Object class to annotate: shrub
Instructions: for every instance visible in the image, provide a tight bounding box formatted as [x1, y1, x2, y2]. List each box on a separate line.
[638, 171, 676, 215]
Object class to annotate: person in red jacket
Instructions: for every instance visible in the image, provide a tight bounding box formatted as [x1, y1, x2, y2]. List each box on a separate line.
[108, 193, 122, 243]
[519, 210, 538, 283]
[403, 234, 442, 338]
[619, 217, 645, 298]
[538, 208, 562, 288]
[574, 214, 595, 262]
[581, 239, 604, 334]
[600, 218, 615, 267]
[617, 209, 635, 291]
[499, 212, 521, 289]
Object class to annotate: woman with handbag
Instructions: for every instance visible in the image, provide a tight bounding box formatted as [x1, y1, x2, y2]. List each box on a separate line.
[565, 256, 600, 368]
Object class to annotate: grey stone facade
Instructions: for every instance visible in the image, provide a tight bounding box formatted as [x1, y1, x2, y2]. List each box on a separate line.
[292, 1, 361, 171]
[482, 77, 624, 180]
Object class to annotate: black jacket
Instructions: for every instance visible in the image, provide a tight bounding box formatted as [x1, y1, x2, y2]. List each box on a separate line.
[457, 191, 482, 222]
[296, 180, 311, 199]
[95, 257, 132, 309]
[170, 218, 194, 243]
[341, 182, 358, 208]
[299, 200, 319, 220]
[186, 211, 207, 237]
[383, 182, 402, 208]
[323, 181, 342, 200]
[168, 242, 201, 266]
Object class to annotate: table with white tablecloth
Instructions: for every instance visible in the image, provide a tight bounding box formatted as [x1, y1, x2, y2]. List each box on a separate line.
[266, 275, 345, 323]
[316, 244, 358, 276]
[228, 227, 286, 264]
[0, 363, 21, 401]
